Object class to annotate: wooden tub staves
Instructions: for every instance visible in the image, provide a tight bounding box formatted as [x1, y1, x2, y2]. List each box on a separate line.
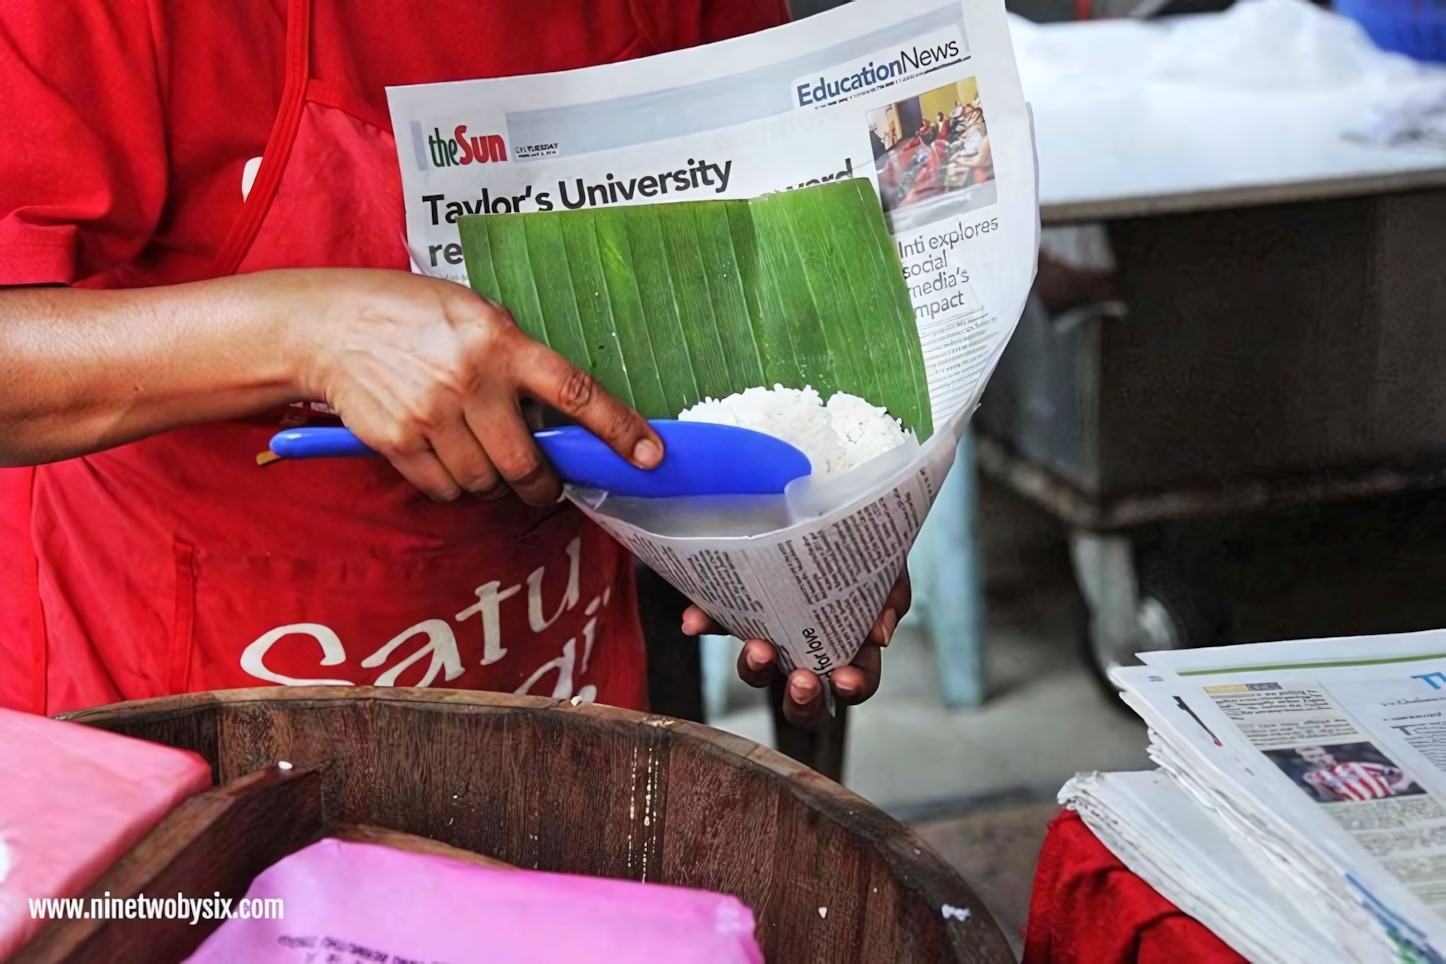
[19, 687, 1013, 963]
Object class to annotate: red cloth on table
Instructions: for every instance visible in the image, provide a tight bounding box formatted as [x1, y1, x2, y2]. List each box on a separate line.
[1024, 809, 1248, 964]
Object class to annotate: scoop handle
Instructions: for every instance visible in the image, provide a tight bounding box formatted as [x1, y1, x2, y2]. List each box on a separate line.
[269, 427, 376, 459]
[267, 422, 812, 498]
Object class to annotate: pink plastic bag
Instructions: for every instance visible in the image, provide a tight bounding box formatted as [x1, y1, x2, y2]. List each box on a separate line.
[188, 838, 764, 964]
[0, 706, 212, 958]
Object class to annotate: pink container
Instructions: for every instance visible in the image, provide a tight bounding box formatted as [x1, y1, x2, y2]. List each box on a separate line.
[0, 706, 212, 958]
[188, 837, 764, 964]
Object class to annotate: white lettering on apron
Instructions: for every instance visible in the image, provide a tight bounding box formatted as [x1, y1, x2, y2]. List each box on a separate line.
[361, 618, 464, 687]
[240, 623, 354, 686]
[455, 581, 522, 666]
[527, 536, 581, 632]
[580, 617, 600, 675]
[240, 539, 608, 692]
[514, 637, 577, 700]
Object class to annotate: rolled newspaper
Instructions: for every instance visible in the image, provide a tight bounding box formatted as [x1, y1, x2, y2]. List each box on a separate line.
[387, 0, 1040, 673]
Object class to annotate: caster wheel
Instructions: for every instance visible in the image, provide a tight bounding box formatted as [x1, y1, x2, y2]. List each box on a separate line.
[1082, 545, 1224, 691]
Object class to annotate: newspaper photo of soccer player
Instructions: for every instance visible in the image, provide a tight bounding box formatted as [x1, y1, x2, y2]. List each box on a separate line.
[1265, 741, 1426, 804]
[866, 77, 994, 229]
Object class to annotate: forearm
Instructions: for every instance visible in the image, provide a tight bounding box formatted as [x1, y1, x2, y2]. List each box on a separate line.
[0, 266, 660, 505]
[0, 275, 305, 465]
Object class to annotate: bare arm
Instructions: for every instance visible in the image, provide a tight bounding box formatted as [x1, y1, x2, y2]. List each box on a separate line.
[0, 268, 662, 504]
[0, 276, 300, 465]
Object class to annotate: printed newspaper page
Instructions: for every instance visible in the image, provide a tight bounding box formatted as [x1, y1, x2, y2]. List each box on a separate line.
[1116, 669, 1388, 963]
[1120, 633, 1446, 959]
[386, 0, 1037, 429]
[384, 0, 1037, 673]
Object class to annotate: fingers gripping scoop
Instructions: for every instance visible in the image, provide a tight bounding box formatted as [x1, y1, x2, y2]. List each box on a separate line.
[265, 421, 812, 498]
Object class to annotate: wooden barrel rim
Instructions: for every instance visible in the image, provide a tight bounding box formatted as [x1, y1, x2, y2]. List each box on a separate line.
[65, 687, 850, 808]
[63, 686, 1011, 962]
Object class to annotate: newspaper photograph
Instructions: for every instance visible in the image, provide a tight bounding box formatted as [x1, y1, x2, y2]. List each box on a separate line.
[385, 0, 1038, 675]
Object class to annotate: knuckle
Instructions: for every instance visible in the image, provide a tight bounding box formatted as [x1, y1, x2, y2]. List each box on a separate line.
[402, 465, 460, 503]
[458, 466, 502, 494]
[418, 402, 450, 431]
[478, 480, 514, 501]
[377, 425, 422, 457]
[499, 453, 559, 506]
[451, 287, 507, 321]
[503, 453, 549, 489]
[459, 314, 513, 363]
[397, 396, 448, 435]
[556, 367, 599, 412]
[736, 661, 767, 688]
[472, 313, 512, 349]
[475, 297, 516, 328]
[604, 404, 641, 441]
[485, 315, 521, 348]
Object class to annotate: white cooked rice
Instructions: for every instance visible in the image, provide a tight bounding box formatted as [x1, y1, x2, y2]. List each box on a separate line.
[678, 384, 911, 476]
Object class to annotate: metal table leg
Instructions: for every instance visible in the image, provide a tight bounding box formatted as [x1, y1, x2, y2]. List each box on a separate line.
[913, 429, 988, 709]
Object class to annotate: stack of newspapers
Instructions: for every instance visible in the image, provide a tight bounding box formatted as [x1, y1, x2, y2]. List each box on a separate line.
[1063, 631, 1446, 963]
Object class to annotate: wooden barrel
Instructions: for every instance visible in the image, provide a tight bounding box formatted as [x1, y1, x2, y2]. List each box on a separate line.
[61, 687, 1012, 963]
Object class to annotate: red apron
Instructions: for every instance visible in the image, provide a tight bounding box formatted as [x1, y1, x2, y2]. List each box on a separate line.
[0, 0, 795, 715]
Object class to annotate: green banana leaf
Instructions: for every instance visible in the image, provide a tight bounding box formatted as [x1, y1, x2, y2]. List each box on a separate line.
[458, 178, 932, 440]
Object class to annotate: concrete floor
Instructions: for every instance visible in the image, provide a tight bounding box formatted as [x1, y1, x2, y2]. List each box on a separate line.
[707, 478, 1153, 956]
[709, 601, 1150, 813]
[913, 800, 1064, 954]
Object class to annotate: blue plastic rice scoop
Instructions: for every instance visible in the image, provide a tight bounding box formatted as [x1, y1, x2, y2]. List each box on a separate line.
[266, 421, 813, 498]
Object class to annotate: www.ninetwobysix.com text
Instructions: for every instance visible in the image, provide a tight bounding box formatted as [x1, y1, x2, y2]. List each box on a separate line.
[30, 893, 282, 925]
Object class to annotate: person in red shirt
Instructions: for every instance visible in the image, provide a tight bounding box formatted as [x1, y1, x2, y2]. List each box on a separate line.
[0, 0, 907, 722]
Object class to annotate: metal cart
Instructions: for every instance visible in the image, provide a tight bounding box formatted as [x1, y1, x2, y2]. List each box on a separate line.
[979, 182, 1446, 679]
[963, 9, 1446, 679]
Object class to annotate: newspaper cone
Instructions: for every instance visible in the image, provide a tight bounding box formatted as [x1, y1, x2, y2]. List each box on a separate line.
[573, 407, 970, 675]
[388, 0, 1042, 671]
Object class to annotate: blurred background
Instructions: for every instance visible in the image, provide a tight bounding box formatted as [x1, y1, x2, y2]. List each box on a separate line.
[642, 0, 1446, 954]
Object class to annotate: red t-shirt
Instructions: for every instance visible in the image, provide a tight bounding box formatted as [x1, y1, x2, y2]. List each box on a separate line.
[0, 0, 788, 714]
[0, 0, 787, 287]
